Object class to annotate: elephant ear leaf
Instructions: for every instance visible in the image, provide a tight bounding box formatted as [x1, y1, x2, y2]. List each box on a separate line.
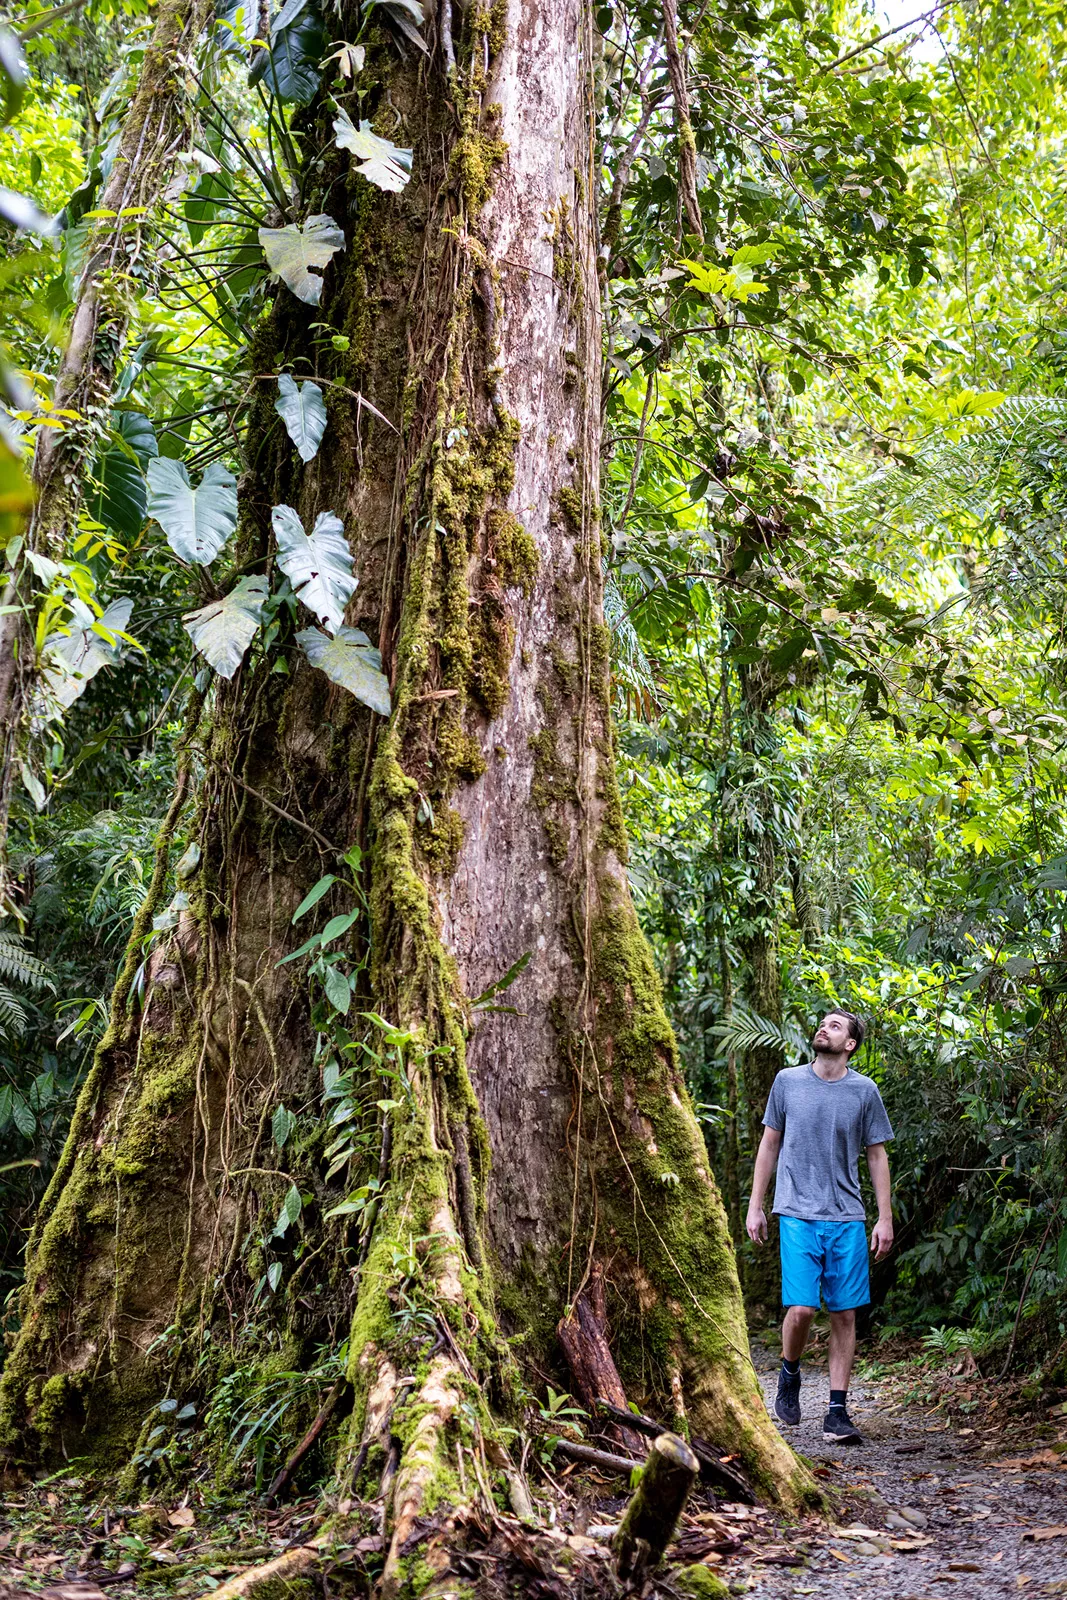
[249, 0, 324, 103]
[332, 108, 412, 192]
[183, 575, 269, 679]
[259, 214, 345, 305]
[272, 503, 356, 633]
[146, 458, 238, 564]
[297, 625, 391, 716]
[41, 597, 135, 710]
[275, 375, 328, 463]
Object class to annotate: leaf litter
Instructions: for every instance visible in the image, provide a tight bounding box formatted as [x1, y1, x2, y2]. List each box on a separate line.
[2, 1341, 1066, 1600]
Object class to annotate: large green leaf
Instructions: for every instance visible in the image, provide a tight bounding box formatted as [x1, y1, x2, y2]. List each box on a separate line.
[275, 375, 327, 463]
[332, 108, 413, 193]
[41, 598, 134, 710]
[183, 575, 268, 679]
[260, 0, 323, 103]
[0, 26, 28, 126]
[146, 458, 238, 564]
[88, 451, 144, 538]
[114, 409, 159, 466]
[249, 0, 323, 102]
[272, 504, 356, 633]
[88, 411, 158, 537]
[184, 170, 232, 245]
[296, 625, 391, 716]
[259, 214, 345, 306]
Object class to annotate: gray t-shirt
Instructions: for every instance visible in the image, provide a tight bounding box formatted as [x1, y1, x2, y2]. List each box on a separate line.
[762, 1063, 894, 1221]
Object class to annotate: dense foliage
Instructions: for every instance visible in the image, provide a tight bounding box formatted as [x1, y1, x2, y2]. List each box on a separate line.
[1, 0, 1065, 1414]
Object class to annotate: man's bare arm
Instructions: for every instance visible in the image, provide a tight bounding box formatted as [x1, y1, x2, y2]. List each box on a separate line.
[746, 1126, 782, 1245]
[867, 1142, 893, 1260]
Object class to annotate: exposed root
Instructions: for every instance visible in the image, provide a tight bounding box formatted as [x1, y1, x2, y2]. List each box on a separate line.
[381, 1355, 464, 1596]
[200, 1541, 321, 1600]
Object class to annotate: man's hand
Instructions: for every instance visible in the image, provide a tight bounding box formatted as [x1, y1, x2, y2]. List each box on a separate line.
[870, 1219, 894, 1260]
[746, 1206, 769, 1245]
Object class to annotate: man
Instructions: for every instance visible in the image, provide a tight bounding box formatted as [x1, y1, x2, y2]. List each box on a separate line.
[745, 1009, 894, 1445]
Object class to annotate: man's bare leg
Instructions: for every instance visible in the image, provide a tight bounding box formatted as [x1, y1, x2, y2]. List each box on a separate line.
[828, 1308, 857, 1391]
[823, 1308, 863, 1443]
[782, 1304, 816, 1362]
[774, 1305, 816, 1426]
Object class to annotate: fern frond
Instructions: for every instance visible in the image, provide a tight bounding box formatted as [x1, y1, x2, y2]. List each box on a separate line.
[844, 396, 1067, 535]
[0, 985, 28, 1037]
[0, 931, 54, 992]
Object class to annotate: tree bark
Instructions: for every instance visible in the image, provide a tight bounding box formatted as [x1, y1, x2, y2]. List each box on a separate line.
[0, 0, 212, 900]
[0, 0, 808, 1539]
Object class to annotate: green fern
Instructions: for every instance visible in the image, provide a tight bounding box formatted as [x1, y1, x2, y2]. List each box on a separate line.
[0, 988, 28, 1036]
[0, 931, 53, 991]
[845, 395, 1067, 627]
[0, 931, 54, 1041]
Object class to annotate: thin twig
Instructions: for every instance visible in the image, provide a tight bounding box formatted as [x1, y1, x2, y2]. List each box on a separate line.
[817, 0, 953, 74]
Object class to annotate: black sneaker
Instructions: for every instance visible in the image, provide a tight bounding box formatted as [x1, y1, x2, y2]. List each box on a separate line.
[822, 1405, 863, 1445]
[774, 1365, 801, 1427]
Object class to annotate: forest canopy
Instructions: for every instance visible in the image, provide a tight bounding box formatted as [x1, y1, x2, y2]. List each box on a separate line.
[0, 0, 1065, 1582]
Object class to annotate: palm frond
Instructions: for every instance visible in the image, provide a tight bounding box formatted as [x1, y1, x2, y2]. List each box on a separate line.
[708, 1002, 808, 1060]
[604, 574, 658, 702]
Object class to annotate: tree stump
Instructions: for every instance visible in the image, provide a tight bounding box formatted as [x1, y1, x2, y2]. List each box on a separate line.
[613, 1431, 700, 1582]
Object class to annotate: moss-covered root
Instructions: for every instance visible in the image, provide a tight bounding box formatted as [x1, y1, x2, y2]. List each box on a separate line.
[380, 1354, 464, 1598]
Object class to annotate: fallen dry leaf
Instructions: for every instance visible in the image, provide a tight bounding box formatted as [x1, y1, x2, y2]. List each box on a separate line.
[993, 1450, 1066, 1470]
[949, 1563, 984, 1573]
[828, 1548, 852, 1562]
[992, 1552, 1004, 1563]
[168, 1507, 195, 1528]
[1023, 1526, 1067, 1542]
[890, 1536, 934, 1551]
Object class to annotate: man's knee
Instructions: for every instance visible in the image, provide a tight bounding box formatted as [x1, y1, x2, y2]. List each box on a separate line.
[785, 1304, 817, 1323]
[828, 1307, 856, 1330]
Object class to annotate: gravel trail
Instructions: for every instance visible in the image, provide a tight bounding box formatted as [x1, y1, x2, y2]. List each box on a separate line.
[742, 1340, 1067, 1599]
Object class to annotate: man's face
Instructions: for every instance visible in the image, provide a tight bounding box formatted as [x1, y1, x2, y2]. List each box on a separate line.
[813, 1013, 856, 1055]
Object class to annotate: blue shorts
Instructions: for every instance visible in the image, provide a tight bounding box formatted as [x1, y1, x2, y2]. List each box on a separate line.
[779, 1217, 870, 1311]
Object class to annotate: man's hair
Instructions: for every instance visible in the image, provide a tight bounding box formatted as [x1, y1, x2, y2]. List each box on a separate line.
[828, 1009, 866, 1049]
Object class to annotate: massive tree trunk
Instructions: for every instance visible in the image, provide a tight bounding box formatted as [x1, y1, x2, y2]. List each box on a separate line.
[1, 0, 807, 1539]
[0, 0, 211, 899]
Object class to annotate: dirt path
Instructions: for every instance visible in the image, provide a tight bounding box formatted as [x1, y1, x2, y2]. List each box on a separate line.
[742, 1337, 1067, 1598]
